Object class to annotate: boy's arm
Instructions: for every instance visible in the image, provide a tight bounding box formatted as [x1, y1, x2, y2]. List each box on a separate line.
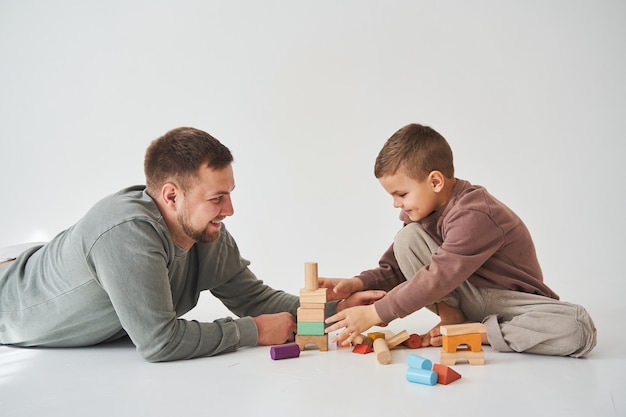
[357, 243, 407, 291]
[373, 210, 504, 324]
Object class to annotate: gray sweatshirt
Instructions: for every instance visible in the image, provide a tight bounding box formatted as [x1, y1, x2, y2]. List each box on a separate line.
[0, 186, 299, 362]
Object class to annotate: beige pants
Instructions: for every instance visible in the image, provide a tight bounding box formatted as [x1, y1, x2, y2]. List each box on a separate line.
[393, 223, 597, 358]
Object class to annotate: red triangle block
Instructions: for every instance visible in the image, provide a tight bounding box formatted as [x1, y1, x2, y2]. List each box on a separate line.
[433, 363, 462, 385]
[352, 344, 373, 354]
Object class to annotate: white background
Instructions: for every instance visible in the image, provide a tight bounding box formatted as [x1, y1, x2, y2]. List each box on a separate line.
[1, 0, 624, 320]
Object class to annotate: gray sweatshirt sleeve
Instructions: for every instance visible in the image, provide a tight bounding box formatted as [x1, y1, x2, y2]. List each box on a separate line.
[87, 220, 295, 362]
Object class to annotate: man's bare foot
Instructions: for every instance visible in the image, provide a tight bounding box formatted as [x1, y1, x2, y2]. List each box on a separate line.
[0, 258, 16, 266]
[421, 302, 466, 347]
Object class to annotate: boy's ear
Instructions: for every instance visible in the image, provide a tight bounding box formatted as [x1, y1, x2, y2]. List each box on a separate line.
[429, 171, 445, 192]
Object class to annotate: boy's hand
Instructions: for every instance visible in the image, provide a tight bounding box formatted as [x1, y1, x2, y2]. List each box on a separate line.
[317, 277, 364, 301]
[253, 312, 297, 346]
[337, 290, 386, 312]
[324, 304, 383, 346]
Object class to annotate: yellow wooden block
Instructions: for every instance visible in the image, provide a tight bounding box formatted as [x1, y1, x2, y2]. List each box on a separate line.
[367, 332, 386, 340]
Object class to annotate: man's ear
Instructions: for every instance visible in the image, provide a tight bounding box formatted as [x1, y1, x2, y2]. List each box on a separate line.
[429, 171, 445, 192]
[160, 183, 179, 211]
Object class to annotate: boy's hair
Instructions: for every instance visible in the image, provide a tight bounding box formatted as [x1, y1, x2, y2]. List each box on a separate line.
[144, 127, 233, 195]
[374, 123, 454, 181]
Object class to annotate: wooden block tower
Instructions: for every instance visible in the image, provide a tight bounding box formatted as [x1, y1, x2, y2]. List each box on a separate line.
[439, 322, 486, 366]
[295, 262, 329, 352]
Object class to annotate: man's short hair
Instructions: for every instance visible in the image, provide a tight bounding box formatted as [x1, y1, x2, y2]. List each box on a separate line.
[144, 127, 233, 195]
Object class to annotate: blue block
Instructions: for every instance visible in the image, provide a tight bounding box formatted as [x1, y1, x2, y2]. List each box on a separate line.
[406, 367, 438, 386]
[406, 354, 432, 370]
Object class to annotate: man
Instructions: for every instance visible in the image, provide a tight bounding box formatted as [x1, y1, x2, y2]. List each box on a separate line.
[0, 127, 381, 362]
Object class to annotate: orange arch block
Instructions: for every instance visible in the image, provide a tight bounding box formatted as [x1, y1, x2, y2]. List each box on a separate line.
[442, 333, 482, 353]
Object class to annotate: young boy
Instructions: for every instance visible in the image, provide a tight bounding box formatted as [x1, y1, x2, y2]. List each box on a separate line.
[322, 123, 596, 357]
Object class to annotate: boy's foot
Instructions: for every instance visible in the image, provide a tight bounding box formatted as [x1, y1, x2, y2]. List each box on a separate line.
[421, 302, 467, 347]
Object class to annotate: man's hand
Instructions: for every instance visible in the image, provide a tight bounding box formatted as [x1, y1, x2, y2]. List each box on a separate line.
[253, 312, 297, 346]
[337, 290, 386, 312]
[317, 277, 364, 301]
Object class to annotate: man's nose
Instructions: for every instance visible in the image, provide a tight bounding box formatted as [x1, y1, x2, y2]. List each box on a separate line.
[221, 195, 234, 216]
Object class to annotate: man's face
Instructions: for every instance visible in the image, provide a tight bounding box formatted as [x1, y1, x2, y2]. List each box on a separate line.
[177, 164, 235, 244]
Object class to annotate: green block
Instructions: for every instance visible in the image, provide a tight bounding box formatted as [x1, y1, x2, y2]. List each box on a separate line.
[297, 321, 325, 336]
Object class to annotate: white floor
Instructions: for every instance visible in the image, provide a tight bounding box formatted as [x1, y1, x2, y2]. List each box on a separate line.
[1, 303, 623, 417]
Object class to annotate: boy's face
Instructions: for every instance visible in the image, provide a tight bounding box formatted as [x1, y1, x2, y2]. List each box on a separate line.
[379, 171, 445, 222]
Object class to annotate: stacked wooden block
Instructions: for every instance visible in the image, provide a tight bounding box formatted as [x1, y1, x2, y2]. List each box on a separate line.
[439, 322, 486, 366]
[295, 262, 328, 352]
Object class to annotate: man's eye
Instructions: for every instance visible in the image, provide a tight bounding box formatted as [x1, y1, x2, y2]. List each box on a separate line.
[210, 196, 223, 203]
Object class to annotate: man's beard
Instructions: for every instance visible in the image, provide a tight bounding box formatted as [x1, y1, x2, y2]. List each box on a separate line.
[178, 210, 221, 243]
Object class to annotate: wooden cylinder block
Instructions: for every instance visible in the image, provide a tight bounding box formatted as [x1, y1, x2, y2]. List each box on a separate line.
[304, 262, 319, 290]
[373, 337, 391, 365]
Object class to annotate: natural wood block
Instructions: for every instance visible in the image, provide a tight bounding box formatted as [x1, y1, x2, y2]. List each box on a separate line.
[297, 307, 325, 323]
[386, 330, 410, 349]
[299, 288, 327, 304]
[296, 334, 328, 351]
[300, 302, 325, 309]
[373, 338, 391, 365]
[440, 348, 485, 366]
[304, 262, 319, 290]
[440, 323, 486, 336]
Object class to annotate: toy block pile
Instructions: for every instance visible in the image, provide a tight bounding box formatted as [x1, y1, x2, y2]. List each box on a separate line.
[439, 323, 486, 366]
[405, 354, 462, 386]
[349, 330, 420, 364]
[295, 262, 328, 352]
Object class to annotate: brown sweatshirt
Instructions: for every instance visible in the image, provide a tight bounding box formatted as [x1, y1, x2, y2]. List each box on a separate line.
[359, 179, 559, 324]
